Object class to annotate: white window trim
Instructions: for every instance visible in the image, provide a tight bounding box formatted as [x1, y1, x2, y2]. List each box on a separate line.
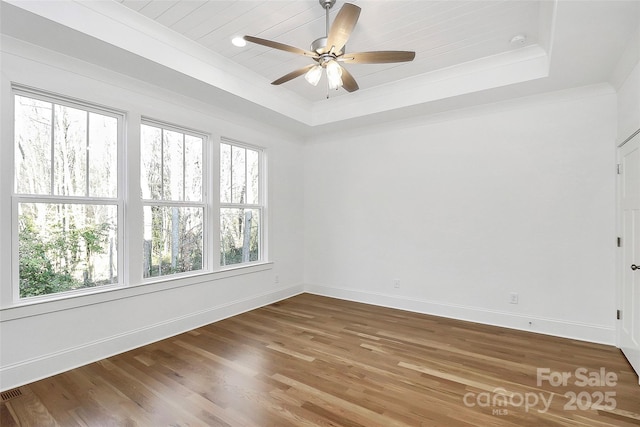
[11, 85, 126, 304]
[1, 262, 274, 320]
[219, 138, 267, 268]
[2, 87, 271, 312]
[140, 118, 211, 281]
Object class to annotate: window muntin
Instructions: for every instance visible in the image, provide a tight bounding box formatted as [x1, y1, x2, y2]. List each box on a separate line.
[13, 90, 122, 299]
[15, 96, 118, 198]
[140, 121, 206, 278]
[11, 88, 267, 305]
[220, 141, 263, 266]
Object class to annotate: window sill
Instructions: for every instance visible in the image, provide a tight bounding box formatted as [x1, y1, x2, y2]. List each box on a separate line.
[0, 262, 273, 322]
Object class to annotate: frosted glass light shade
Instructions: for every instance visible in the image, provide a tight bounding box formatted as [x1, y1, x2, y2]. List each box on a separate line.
[326, 60, 343, 90]
[304, 65, 322, 86]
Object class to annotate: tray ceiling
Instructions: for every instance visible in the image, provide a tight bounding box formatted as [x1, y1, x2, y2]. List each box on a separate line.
[117, 0, 542, 101]
[1, 0, 638, 132]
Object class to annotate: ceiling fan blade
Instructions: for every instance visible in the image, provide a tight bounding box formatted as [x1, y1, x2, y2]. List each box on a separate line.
[339, 66, 359, 92]
[340, 51, 416, 64]
[271, 64, 317, 85]
[244, 35, 318, 58]
[325, 3, 361, 53]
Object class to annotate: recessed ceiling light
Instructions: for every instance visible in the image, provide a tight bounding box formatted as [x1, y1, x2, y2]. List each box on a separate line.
[232, 36, 247, 47]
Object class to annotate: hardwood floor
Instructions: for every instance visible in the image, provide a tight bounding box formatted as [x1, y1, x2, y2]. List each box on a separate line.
[2, 293, 639, 426]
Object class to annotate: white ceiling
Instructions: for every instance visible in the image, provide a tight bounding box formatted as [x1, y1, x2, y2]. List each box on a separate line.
[1, 1, 639, 135]
[117, 0, 542, 100]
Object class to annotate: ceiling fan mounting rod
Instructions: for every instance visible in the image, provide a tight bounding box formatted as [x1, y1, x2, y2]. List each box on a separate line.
[320, 0, 336, 36]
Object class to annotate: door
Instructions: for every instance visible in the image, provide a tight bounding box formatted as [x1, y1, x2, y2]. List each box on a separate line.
[619, 131, 640, 383]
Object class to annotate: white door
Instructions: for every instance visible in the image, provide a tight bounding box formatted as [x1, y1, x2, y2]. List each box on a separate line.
[619, 131, 640, 383]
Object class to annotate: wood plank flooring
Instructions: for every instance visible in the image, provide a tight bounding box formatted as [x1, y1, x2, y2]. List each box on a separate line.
[2, 293, 639, 426]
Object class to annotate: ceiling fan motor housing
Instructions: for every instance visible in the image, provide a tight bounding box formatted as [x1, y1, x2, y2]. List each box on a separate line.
[311, 37, 327, 53]
[311, 37, 344, 65]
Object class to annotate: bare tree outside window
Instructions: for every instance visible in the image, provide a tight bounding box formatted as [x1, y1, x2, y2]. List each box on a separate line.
[141, 122, 204, 278]
[220, 141, 262, 266]
[14, 93, 120, 298]
[13, 89, 265, 301]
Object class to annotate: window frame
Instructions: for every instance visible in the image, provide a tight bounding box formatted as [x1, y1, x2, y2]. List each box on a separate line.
[11, 85, 126, 303]
[5, 85, 270, 310]
[140, 118, 211, 281]
[219, 138, 266, 268]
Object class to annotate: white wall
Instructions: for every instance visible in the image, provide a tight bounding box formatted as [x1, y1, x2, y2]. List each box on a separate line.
[615, 21, 640, 143]
[304, 85, 618, 344]
[0, 25, 628, 391]
[0, 37, 305, 391]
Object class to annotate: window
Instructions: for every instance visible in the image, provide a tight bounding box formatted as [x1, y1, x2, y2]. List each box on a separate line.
[10, 87, 266, 304]
[140, 121, 205, 278]
[220, 140, 263, 266]
[13, 89, 122, 299]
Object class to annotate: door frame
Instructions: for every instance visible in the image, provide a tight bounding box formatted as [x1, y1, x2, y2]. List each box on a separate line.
[616, 128, 640, 384]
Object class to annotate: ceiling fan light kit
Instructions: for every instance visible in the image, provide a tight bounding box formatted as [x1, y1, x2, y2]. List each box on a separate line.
[243, 0, 416, 95]
[325, 60, 344, 90]
[304, 65, 323, 86]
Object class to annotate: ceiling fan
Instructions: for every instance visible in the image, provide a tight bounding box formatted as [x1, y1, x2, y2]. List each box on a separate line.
[243, 0, 416, 93]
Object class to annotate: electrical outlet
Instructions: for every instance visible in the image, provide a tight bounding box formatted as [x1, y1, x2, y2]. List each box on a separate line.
[509, 292, 519, 304]
[275, 275, 279, 284]
[393, 279, 400, 288]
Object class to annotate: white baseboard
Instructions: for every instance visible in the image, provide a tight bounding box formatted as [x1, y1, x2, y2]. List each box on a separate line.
[0, 284, 304, 392]
[305, 284, 615, 346]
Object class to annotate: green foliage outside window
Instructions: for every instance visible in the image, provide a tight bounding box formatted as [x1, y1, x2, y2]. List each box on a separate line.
[18, 214, 116, 298]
